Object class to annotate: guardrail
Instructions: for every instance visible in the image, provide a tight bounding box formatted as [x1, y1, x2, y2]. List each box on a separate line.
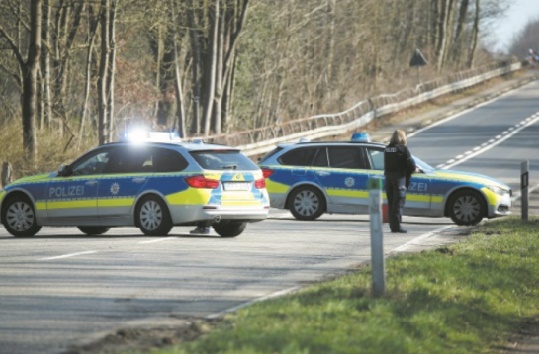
[205, 59, 522, 156]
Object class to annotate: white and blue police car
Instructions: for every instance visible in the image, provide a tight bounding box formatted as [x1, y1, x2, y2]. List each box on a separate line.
[0, 132, 269, 237]
[258, 135, 512, 226]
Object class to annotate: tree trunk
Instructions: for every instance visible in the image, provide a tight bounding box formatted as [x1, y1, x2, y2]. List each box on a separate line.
[188, 0, 202, 135]
[106, 0, 117, 142]
[467, 0, 480, 68]
[98, 0, 111, 145]
[202, 0, 219, 135]
[170, 0, 186, 137]
[78, 3, 99, 145]
[41, 0, 52, 130]
[21, 0, 43, 165]
[451, 0, 469, 64]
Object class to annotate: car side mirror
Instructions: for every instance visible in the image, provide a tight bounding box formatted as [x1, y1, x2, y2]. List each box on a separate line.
[57, 164, 72, 177]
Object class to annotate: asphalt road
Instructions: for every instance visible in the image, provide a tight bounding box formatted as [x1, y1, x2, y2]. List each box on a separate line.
[0, 77, 538, 354]
[408, 79, 539, 191]
[0, 216, 461, 354]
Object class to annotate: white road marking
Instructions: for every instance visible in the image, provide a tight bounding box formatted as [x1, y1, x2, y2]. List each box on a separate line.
[138, 237, 176, 244]
[39, 250, 97, 261]
[389, 225, 454, 254]
[442, 114, 539, 169]
[206, 286, 301, 320]
[511, 183, 539, 202]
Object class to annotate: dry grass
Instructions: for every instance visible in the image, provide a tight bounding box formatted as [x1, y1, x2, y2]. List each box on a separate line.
[0, 119, 98, 180]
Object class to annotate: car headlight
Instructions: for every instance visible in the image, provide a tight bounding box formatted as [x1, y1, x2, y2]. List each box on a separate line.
[487, 185, 510, 197]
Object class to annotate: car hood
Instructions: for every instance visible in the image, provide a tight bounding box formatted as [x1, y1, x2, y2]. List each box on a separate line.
[9, 172, 56, 186]
[429, 169, 511, 190]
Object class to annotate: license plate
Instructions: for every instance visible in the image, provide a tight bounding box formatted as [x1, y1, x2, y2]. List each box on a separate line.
[223, 182, 250, 191]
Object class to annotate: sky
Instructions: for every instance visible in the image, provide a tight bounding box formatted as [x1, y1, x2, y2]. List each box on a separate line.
[491, 0, 539, 52]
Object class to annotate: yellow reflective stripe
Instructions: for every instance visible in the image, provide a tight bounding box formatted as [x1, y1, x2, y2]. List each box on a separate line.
[327, 189, 369, 198]
[406, 194, 431, 203]
[222, 200, 262, 206]
[204, 172, 222, 180]
[98, 198, 134, 207]
[222, 191, 256, 200]
[36, 202, 47, 210]
[481, 187, 500, 206]
[46, 200, 96, 209]
[166, 189, 212, 205]
[266, 180, 290, 194]
[431, 195, 444, 203]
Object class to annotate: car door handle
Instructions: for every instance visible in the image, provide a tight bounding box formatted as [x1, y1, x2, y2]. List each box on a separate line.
[85, 180, 98, 186]
[315, 171, 330, 176]
[132, 177, 147, 183]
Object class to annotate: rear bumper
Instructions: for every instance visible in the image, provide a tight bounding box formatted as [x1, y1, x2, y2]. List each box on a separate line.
[169, 205, 269, 225]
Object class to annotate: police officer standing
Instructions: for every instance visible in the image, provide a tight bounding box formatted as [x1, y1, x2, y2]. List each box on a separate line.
[384, 129, 416, 233]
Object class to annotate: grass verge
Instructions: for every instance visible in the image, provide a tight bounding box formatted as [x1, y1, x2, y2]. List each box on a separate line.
[154, 217, 539, 354]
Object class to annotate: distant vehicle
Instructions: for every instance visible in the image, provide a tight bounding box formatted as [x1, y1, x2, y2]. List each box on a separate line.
[527, 48, 539, 67]
[258, 137, 512, 226]
[0, 132, 269, 237]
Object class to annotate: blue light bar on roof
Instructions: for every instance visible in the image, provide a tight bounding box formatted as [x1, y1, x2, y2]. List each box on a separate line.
[351, 132, 371, 142]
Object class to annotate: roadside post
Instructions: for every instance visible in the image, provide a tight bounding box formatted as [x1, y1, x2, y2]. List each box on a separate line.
[368, 177, 385, 297]
[521, 160, 529, 221]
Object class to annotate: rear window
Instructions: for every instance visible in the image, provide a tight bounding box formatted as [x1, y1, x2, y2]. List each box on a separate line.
[277, 147, 319, 166]
[258, 147, 284, 163]
[190, 150, 259, 170]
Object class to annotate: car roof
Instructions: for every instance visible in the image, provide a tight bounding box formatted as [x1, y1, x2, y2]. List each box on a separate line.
[100, 140, 239, 152]
[277, 140, 386, 149]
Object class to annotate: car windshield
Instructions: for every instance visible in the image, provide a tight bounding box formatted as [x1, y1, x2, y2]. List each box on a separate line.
[413, 155, 436, 173]
[190, 150, 259, 170]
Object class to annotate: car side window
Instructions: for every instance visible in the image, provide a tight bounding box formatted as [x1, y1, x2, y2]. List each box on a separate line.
[152, 148, 188, 172]
[278, 147, 319, 166]
[71, 149, 111, 176]
[327, 147, 368, 169]
[312, 147, 328, 167]
[366, 147, 385, 170]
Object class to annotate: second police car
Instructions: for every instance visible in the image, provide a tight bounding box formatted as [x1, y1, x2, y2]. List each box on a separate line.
[258, 136, 512, 226]
[0, 132, 269, 237]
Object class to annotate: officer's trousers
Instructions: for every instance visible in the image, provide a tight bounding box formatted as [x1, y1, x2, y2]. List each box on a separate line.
[385, 173, 407, 231]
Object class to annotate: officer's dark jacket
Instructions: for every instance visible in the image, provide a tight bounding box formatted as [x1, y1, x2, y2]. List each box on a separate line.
[384, 143, 416, 180]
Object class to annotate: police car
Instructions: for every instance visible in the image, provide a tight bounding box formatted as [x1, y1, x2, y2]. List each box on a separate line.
[258, 136, 512, 226]
[0, 132, 269, 237]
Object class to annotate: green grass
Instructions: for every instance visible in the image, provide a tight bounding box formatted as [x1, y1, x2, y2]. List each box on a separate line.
[153, 217, 539, 354]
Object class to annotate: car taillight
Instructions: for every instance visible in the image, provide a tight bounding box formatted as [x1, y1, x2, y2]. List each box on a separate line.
[254, 178, 266, 189]
[261, 168, 274, 179]
[185, 175, 220, 189]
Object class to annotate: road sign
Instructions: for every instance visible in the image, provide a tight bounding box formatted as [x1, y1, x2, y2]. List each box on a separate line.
[409, 48, 428, 67]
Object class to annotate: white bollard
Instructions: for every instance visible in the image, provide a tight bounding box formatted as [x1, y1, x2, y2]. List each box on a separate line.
[368, 177, 385, 297]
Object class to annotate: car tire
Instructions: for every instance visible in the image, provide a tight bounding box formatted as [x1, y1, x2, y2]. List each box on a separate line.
[135, 195, 173, 236]
[77, 226, 110, 235]
[447, 189, 486, 226]
[288, 186, 325, 221]
[1, 194, 41, 237]
[213, 221, 246, 237]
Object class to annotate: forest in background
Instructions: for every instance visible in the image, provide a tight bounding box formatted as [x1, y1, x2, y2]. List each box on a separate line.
[0, 0, 536, 172]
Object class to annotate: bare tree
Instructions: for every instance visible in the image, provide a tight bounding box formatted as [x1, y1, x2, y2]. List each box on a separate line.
[0, 0, 42, 164]
[97, 0, 117, 144]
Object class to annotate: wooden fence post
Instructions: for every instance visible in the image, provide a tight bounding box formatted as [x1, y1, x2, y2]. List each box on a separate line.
[1, 162, 13, 187]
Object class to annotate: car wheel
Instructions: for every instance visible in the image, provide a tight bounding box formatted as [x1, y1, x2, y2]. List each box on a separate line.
[288, 186, 325, 221]
[77, 227, 110, 235]
[2, 195, 41, 237]
[135, 195, 172, 236]
[447, 190, 486, 226]
[213, 221, 246, 237]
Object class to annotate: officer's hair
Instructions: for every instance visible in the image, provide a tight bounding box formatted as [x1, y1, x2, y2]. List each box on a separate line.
[390, 129, 407, 145]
